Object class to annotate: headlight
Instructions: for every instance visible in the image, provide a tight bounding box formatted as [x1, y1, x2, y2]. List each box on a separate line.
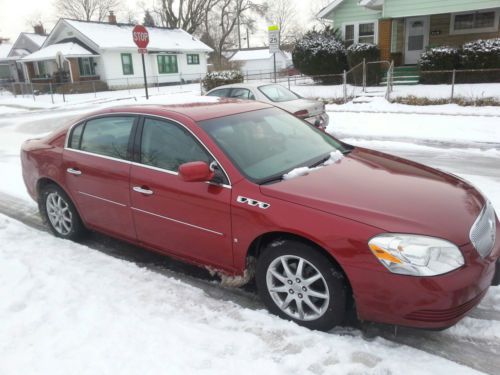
[368, 234, 464, 276]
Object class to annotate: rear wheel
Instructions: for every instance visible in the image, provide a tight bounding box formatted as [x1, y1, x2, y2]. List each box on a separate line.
[256, 239, 347, 331]
[39, 184, 86, 240]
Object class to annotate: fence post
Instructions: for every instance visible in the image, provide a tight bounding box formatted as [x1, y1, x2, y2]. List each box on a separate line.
[11, 83, 16, 98]
[385, 61, 393, 101]
[30, 82, 35, 102]
[49, 82, 54, 104]
[127, 78, 130, 94]
[451, 69, 456, 102]
[288, 75, 291, 90]
[362, 58, 367, 93]
[93, 81, 96, 98]
[200, 74, 203, 94]
[343, 70, 347, 103]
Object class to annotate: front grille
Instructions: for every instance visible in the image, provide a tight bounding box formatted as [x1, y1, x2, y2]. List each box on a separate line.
[470, 201, 496, 258]
[405, 290, 487, 322]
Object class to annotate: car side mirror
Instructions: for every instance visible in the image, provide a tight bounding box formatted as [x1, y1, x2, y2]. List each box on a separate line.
[178, 161, 214, 182]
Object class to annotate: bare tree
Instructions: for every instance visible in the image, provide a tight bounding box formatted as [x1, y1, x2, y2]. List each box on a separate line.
[264, 0, 298, 47]
[54, 0, 121, 22]
[150, 0, 219, 34]
[203, 0, 264, 68]
[143, 10, 156, 26]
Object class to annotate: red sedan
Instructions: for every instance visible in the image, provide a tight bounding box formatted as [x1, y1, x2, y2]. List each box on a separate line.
[21, 100, 499, 331]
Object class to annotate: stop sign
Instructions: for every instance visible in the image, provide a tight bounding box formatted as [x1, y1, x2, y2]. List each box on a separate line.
[132, 25, 149, 49]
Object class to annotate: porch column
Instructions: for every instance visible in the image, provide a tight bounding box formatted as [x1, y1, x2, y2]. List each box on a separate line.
[23, 62, 35, 83]
[378, 19, 392, 62]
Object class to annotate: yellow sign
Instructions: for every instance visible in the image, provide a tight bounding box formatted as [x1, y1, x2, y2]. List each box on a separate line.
[268, 25, 279, 31]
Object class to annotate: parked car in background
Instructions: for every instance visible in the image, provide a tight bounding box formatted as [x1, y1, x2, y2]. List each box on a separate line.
[206, 83, 329, 129]
[21, 100, 499, 332]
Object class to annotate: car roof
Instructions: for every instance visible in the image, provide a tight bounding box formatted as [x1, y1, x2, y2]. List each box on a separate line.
[208, 82, 281, 91]
[77, 97, 273, 123]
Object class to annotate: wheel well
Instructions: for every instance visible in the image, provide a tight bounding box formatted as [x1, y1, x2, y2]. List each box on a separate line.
[36, 178, 58, 197]
[247, 232, 355, 309]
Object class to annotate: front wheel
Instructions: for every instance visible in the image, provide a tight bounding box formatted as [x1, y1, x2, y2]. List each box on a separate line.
[39, 184, 86, 240]
[256, 239, 347, 331]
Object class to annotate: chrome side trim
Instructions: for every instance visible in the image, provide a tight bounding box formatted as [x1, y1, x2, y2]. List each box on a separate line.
[78, 191, 127, 207]
[65, 148, 131, 165]
[64, 111, 232, 186]
[131, 207, 224, 236]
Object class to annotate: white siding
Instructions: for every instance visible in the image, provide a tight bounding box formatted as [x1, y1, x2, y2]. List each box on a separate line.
[238, 54, 291, 76]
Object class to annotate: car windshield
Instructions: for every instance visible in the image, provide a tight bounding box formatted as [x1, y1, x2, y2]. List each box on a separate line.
[258, 84, 300, 102]
[199, 108, 349, 183]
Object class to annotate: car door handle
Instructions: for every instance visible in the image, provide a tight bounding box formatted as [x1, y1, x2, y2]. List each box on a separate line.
[67, 168, 82, 175]
[133, 186, 154, 195]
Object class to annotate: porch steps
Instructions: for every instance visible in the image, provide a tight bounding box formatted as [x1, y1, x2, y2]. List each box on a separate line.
[380, 65, 420, 86]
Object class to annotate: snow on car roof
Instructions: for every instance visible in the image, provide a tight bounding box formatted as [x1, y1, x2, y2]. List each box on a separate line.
[65, 19, 213, 52]
[21, 42, 97, 62]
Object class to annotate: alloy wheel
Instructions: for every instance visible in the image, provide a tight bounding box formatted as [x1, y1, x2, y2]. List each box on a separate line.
[46, 192, 73, 236]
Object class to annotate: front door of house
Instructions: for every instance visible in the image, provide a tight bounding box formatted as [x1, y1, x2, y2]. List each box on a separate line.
[405, 16, 429, 65]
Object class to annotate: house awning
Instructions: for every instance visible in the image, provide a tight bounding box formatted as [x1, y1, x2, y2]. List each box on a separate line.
[21, 43, 98, 62]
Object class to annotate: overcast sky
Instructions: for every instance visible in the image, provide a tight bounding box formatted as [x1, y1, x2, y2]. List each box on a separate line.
[0, 0, 328, 44]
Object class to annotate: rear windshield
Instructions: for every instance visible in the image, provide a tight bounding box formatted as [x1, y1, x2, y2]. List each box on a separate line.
[258, 84, 300, 102]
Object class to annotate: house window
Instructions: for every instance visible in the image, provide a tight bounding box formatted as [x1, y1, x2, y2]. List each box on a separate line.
[345, 25, 355, 46]
[187, 54, 200, 65]
[121, 53, 134, 75]
[451, 10, 499, 34]
[157, 55, 178, 74]
[359, 23, 375, 44]
[36, 61, 47, 77]
[343, 22, 377, 46]
[78, 57, 96, 77]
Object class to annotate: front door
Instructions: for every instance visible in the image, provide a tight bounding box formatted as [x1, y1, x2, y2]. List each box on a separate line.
[129, 116, 233, 269]
[405, 16, 429, 65]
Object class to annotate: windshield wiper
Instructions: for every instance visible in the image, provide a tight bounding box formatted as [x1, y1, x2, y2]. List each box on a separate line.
[259, 175, 284, 185]
[309, 154, 331, 168]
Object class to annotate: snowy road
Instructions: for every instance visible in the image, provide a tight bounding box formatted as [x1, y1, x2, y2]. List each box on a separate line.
[1, 103, 500, 374]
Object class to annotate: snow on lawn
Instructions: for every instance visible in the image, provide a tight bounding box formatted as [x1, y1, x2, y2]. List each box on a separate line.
[328, 110, 500, 145]
[0, 214, 484, 375]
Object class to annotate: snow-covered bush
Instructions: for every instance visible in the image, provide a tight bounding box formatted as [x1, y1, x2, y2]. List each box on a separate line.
[202, 71, 243, 92]
[346, 43, 380, 86]
[461, 38, 500, 69]
[419, 46, 460, 71]
[292, 27, 347, 84]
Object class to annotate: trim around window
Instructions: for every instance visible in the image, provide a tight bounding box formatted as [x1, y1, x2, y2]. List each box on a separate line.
[342, 21, 378, 46]
[121, 53, 134, 75]
[450, 9, 499, 35]
[187, 54, 200, 65]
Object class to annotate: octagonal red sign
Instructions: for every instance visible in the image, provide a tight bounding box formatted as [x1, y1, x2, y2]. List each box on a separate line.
[132, 25, 149, 49]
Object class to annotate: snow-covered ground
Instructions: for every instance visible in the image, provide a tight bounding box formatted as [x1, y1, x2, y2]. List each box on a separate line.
[0, 95, 499, 374]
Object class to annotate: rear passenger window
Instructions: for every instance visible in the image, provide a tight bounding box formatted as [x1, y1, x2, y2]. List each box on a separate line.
[79, 117, 135, 160]
[207, 88, 230, 98]
[230, 88, 255, 100]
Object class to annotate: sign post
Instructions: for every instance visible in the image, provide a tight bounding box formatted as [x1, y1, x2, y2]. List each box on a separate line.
[268, 25, 280, 83]
[132, 25, 150, 99]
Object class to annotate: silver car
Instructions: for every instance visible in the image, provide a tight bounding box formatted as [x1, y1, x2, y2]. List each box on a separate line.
[206, 83, 329, 129]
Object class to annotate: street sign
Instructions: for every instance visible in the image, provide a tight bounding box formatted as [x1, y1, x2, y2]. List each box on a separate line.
[132, 25, 150, 100]
[268, 25, 280, 54]
[133, 25, 149, 49]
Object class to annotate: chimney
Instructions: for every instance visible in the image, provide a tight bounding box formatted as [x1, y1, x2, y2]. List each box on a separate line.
[33, 23, 45, 35]
[108, 11, 117, 24]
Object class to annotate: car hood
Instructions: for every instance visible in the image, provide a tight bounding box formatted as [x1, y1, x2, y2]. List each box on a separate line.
[260, 147, 484, 246]
[272, 99, 325, 116]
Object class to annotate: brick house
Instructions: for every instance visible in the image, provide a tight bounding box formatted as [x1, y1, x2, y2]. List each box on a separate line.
[318, 0, 500, 65]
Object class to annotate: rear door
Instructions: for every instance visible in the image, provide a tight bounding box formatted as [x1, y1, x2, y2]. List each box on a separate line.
[129, 116, 233, 268]
[63, 115, 138, 240]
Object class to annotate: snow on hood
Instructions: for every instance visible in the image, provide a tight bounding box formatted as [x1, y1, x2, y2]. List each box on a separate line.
[283, 150, 344, 180]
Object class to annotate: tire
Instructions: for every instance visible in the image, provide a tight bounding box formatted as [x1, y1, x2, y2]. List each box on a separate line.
[39, 184, 87, 241]
[256, 239, 347, 331]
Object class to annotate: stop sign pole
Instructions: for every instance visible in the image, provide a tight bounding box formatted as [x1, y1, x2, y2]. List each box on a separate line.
[132, 25, 150, 99]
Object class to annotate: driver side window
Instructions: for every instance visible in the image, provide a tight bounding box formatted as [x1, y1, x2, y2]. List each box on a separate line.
[140, 118, 211, 172]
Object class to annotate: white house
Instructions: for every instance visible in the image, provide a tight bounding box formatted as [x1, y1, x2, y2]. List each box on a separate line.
[0, 31, 47, 82]
[229, 48, 293, 76]
[20, 16, 213, 89]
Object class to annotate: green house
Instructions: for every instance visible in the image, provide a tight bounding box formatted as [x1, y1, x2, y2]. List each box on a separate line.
[318, 0, 500, 65]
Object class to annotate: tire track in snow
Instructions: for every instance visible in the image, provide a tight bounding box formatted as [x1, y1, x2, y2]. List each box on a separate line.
[0, 191, 499, 374]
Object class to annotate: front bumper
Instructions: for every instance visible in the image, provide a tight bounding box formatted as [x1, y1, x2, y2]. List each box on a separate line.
[349, 238, 500, 329]
[305, 112, 329, 129]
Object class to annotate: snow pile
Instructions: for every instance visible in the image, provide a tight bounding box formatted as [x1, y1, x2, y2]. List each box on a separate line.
[347, 43, 377, 53]
[283, 150, 344, 180]
[0, 214, 487, 375]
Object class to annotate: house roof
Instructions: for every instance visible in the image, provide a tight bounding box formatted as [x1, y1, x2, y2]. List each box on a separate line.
[317, 0, 345, 19]
[21, 42, 97, 62]
[0, 43, 13, 59]
[23, 33, 47, 47]
[61, 19, 213, 52]
[229, 49, 291, 62]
